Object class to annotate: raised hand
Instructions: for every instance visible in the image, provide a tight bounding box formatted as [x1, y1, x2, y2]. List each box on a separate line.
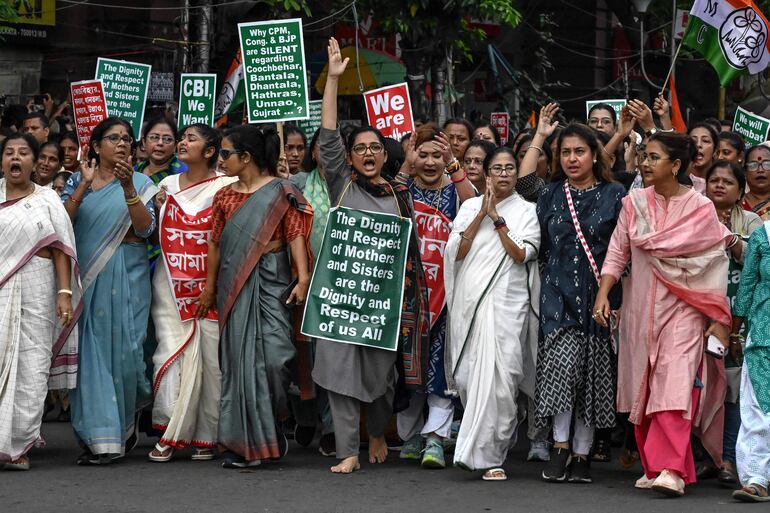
[617, 106, 636, 138]
[653, 94, 670, 118]
[326, 37, 349, 78]
[80, 157, 97, 185]
[114, 156, 134, 187]
[435, 132, 454, 166]
[536, 103, 560, 139]
[401, 134, 419, 177]
[155, 185, 168, 210]
[627, 99, 655, 132]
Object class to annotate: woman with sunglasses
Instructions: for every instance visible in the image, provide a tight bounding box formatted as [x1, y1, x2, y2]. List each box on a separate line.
[312, 37, 430, 475]
[201, 124, 312, 469]
[62, 117, 159, 465]
[444, 146, 541, 481]
[741, 145, 770, 221]
[148, 124, 236, 463]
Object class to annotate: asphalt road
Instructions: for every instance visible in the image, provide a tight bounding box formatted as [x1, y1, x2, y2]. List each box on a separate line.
[0, 422, 749, 513]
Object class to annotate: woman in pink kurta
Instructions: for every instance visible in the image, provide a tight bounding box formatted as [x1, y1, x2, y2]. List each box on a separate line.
[594, 132, 732, 498]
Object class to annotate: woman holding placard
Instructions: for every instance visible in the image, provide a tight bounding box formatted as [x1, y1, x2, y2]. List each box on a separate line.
[444, 146, 541, 481]
[312, 37, 430, 474]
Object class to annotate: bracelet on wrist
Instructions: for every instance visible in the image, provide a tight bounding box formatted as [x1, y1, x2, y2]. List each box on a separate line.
[450, 170, 467, 184]
[57, 289, 73, 296]
[125, 195, 142, 206]
[528, 145, 544, 156]
[68, 196, 81, 205]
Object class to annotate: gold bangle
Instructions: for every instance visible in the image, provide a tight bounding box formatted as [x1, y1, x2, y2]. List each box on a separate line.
[125, 195, 142, 206]
[528, 145, 544, 156]
[68, 196, 81, 205]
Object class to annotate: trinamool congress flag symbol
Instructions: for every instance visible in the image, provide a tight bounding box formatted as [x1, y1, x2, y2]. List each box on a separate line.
[682, 0, 770, 87]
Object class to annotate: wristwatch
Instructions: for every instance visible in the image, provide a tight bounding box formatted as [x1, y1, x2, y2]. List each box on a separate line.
[493, 216, 507, 229]
[644, 127, 658, 138]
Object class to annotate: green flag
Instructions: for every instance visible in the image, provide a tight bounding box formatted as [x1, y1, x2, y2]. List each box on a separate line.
[682, 0, 770, 87]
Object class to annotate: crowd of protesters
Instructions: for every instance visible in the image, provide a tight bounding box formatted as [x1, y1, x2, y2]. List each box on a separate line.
[2, 36, 770, 503]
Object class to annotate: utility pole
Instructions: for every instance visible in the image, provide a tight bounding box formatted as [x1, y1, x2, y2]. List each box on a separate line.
[197, 0, 212, 73]
[181, 0, 190, 73]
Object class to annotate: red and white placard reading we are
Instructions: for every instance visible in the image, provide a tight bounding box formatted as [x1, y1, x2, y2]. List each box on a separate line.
[363, 82, 414, 139]
[70, 79, 108, 149]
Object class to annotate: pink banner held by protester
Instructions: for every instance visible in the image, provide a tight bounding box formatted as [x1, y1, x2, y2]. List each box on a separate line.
[70, 79, 108, 149]
[160, 195, 217, 322]
[363, 82, 414, 139]
[414, 200, 451, 327]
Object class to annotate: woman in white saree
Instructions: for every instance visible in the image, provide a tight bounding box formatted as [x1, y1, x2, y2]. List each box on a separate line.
[149, 124, 236, 462]
[444, 147, 540, 481]
[0, 133, 80, 470]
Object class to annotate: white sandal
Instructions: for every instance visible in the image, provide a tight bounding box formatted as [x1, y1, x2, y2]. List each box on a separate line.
[191, 448, 216, 461]
[482, 467, 507, 481]
[148, 443, 174, 462]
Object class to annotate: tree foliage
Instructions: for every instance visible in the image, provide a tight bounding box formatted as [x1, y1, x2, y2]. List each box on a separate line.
[348, 0, 522, 120]
[0, 0, 19, 22]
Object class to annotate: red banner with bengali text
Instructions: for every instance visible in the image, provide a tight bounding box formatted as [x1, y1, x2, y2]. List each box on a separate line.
[414, 200, 451, 327]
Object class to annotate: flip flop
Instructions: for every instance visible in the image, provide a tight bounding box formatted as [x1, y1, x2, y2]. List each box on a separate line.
[733, 485, 770, 502]
[482, 468, 507, 481]
[148, 443, 174, 463]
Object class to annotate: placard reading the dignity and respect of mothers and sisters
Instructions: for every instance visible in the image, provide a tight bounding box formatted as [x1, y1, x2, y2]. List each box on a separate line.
[301, 207, 412, 351]
[238, 18, 309, 123]
[95, 57, 151, 139]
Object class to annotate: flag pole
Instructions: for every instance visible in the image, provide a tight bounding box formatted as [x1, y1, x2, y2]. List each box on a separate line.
[660, 39, 684, 94]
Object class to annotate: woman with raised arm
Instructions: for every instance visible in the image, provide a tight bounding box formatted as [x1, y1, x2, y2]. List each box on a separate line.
[394, 123, 473, 468]
[594, 132, 732, 497]
[62, 117, 158, 465]
[312, 37, 430, 474]
[444, 146, 540, 481]
[0, 133, 79, 471]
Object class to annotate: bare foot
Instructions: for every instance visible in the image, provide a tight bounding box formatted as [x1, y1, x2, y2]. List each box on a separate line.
[331, 455, 360, 474]
[368, 435, 388, 464]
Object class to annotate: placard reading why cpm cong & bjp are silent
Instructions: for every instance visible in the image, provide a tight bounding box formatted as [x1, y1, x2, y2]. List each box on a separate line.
[301, 207, 412, 351]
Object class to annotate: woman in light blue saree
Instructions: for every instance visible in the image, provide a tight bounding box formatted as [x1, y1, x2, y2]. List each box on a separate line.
[61, 117, 158, 465]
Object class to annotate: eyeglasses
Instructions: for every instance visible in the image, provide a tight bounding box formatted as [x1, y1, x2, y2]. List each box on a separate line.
[746, 161, 770, 172]
[146, 133, 175, 145]
[218, 148, 242, 160]
[102, 134, 133, 145]
[351, 143, 384, 155]
[463, 157, 484, 166]
[640, 154, 671, 165]
[489, 164, 516, 176]
[588, 117, 614, 126]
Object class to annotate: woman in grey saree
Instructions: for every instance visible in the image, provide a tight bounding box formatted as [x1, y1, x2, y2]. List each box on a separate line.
[199, 125, 312, 468]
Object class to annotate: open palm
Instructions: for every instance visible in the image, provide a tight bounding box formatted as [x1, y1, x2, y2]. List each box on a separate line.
[327, 37, 349, 78]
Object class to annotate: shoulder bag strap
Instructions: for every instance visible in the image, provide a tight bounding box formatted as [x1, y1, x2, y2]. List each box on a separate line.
[563, 180, 601, 284]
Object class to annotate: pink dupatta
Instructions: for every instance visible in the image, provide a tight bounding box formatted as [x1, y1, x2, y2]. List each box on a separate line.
[627, 187, 731, 465]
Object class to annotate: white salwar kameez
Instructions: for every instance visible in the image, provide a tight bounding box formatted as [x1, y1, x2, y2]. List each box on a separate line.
[444, 193, 540, 470]
[151, 175, 234, 449]
[737, 339, 770, 489]
[0, 182, 80, 462]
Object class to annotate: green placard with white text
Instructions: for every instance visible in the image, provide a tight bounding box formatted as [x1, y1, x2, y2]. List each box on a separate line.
[301, 207, 412, 351]
[295, 100, 322, 140]
[733, 106, 770, 147]
[95, 58, 151, 139]
[177, 73, 217, 130]
[585, 99, 627, 121]
[238, 18, 309, 124]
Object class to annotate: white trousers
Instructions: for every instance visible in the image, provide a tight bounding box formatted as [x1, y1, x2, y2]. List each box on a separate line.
[737, 364, 770, 488]
[397, 392, 454, 440]
[553, 410, 594, 456]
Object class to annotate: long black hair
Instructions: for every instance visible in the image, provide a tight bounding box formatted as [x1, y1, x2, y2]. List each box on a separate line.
[182, 123, 221, 167]
[223, 124, 280, 176]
